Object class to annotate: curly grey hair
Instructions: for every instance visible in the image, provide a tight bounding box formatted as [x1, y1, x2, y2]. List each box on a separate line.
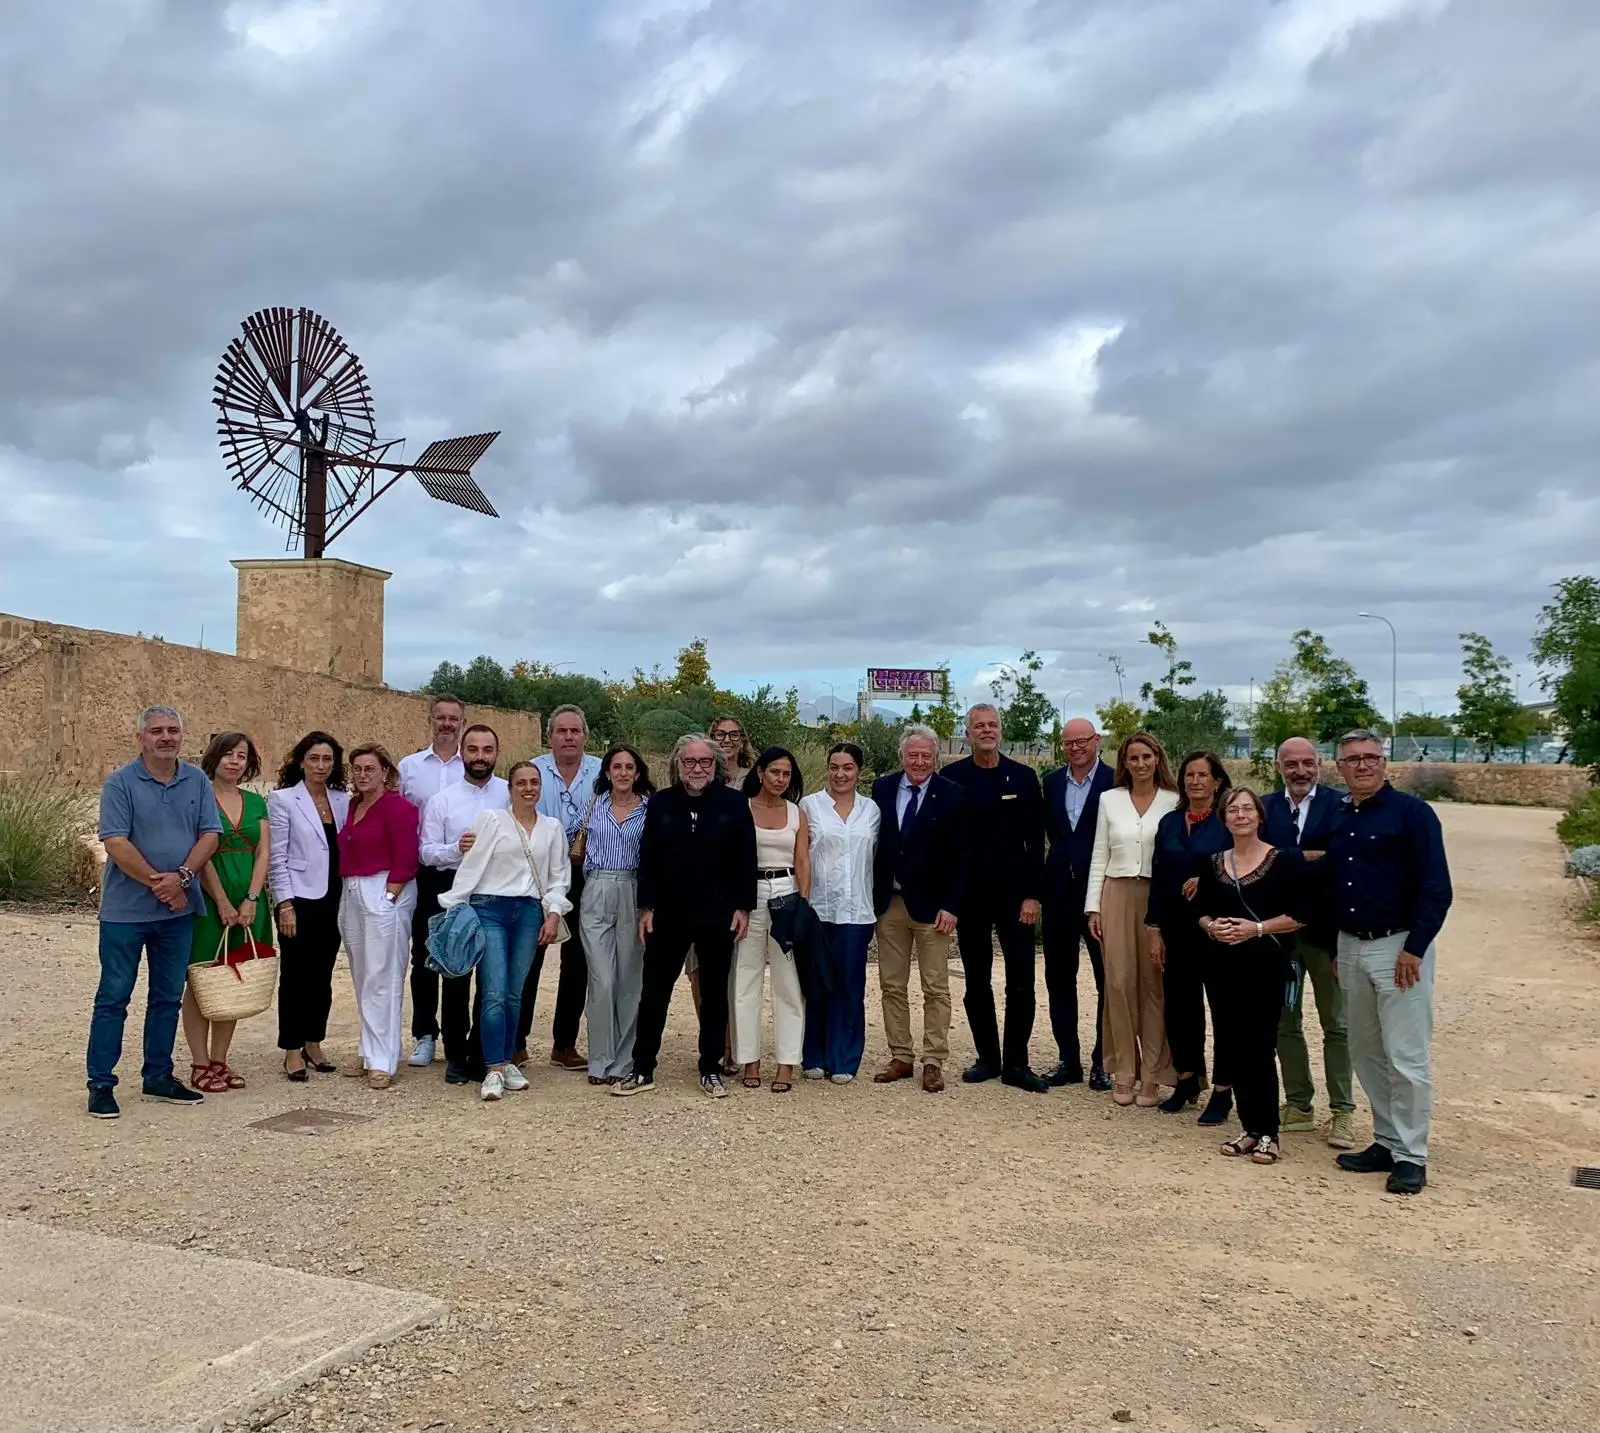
[668, 732, 726, 785]
[898, 722, 939, 757]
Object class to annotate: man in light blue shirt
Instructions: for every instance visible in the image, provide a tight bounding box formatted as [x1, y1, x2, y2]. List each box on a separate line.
[515, 704, 603, 1067]
[87, 705, 222, 1119]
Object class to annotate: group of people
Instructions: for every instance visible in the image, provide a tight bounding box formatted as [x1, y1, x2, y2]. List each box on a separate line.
[84, 697, 1452, 1195]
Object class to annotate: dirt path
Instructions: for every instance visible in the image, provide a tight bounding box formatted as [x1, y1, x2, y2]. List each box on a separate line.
[3, 803, 1598, 1431]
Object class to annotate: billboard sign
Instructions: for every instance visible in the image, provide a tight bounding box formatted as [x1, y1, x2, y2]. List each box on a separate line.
[866, 667, 944, 698]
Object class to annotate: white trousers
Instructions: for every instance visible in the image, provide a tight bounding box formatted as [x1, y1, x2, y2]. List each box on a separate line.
[338, 874, 417, 1076]
[733, 876, 805, 1065]
[1338, 930, 1435, 1164]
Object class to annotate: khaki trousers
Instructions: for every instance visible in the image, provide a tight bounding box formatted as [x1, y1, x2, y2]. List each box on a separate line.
[875, 894, 951, 1068]
[1099, 876, 1175, 1086]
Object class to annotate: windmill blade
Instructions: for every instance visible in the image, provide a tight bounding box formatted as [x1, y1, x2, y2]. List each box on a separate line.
[409, 432, 500, 516]
[303, 354, 376, 435]
[213, 338, 287, 422]
[240, 306, 297, 405]
[295, 307, 355, 405]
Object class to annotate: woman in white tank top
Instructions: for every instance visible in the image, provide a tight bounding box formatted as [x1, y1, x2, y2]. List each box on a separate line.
[734, 747, 812, 1092]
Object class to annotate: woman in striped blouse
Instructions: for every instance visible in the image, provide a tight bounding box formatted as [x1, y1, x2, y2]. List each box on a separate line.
[578, 745, 654, 1085]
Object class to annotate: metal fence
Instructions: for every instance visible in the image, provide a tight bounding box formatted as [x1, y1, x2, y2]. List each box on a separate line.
[1223, 735, 1571, 765]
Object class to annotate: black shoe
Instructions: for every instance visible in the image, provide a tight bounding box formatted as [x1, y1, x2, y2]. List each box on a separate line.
[1041, 1061, 1084, 1087]
[1196, 1088, 1233, 1126]
[961, 1059, 1002, 1084]
[1001, 1066, 1050, 1093]
[444, 1061, 473, 1085]
[141, 1075, 203, 1105]
[1158, 1074, 1202, 1114]
[1386, 1161, 1427, 1195]
[1336, 1142, 1397, 1174]
[86, 1086, 120, 1120]
[1088, 1064, 1113, 1092]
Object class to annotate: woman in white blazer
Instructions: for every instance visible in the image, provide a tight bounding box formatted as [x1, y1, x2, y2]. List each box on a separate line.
[1085, 732, 1180, 1107]
[268, 732, 351, 1081]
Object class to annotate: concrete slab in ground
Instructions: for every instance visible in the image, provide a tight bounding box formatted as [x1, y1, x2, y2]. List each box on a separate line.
[0, 1217, 444, 1433]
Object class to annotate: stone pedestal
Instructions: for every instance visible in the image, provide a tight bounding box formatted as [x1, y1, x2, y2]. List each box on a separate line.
[231, 558, 390, 686]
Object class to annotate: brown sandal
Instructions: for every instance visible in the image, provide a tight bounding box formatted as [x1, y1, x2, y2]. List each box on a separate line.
[1221, 1133, 1260, 1158]
[189, 1062, 228, 1093]
[216, 1063, 246, 1089]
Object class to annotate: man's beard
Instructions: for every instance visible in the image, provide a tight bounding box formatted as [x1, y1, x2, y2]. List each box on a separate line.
[464, 761, 495, 782]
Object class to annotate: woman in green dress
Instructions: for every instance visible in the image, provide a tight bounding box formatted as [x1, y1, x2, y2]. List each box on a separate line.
[184, 732, 273, 1092]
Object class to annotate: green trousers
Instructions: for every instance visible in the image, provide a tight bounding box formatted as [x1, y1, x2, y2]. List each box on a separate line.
[1275, 933, 1354, 1113]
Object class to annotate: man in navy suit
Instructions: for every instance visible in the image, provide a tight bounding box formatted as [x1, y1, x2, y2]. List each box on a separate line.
[870, 724, 968, 1094]
[1040, 718, 1117, 1090]
[1263, 736, 1355, 1150]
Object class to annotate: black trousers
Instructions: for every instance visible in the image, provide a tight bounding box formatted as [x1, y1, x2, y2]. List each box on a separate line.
[1216, 946, 1289, 1137]
[957, 900, 1038, 1069]
[277, 891, 342, 1050]
[1162, 924, 1210, 1083]
[515, 861, 588, 1052]
[1202, 945, 1239, 1088]
[409, 865, 474, 1063]
[1041, 890, 1105, 1071]
[632, 917, 735, 1080]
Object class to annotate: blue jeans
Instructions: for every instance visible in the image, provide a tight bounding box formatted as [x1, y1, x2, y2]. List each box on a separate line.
[87, 916, 194, 1089]
[802, 922, 873, 1077]
[470, 895, 543, 1068]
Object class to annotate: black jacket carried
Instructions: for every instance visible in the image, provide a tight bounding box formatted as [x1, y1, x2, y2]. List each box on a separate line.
[1148, 807, 1232, 936]
[768, 891, 834, 1004]
[940, 754, 1045, 908]
[1042, 760, 1116, 900]
[870, 771, 968, 924]
[636, 782, 757, 929]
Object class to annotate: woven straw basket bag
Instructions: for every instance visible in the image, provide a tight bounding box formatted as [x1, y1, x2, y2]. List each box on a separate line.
[189, 930, 279, 1022]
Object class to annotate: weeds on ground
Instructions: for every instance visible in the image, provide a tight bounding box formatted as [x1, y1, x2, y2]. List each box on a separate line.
[1556, 789, 1600, 850]
[0, 776, 94, 901]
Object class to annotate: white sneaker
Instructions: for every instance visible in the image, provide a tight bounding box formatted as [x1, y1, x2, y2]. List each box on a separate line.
[501, 1064, 529, 1092]
[803, 1067, 826, 1080]
[480, 1070, 504, 1101]
[408, 1035, 437, 1067]
[830, 1072, 854, 1085]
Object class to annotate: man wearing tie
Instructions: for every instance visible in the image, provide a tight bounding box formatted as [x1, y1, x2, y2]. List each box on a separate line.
[1040, 718, 1117, 1090]
[1263, 736, 1354, 1150]
[942, 704, 1048, 1092]
[870, 725, 968, 1094]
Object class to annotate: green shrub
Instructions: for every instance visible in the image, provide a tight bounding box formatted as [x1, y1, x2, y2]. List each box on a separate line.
[1557, 790, 1600, 850]
[0, 777, 95, 902]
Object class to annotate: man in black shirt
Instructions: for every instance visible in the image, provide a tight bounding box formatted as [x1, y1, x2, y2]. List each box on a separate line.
[614, 735, 757, 1099]
[942, 703, 1048, 1092]
[1325, 730, 1453, 1196]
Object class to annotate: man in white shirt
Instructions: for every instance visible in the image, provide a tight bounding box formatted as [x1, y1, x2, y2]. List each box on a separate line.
[413, 724, 509, 1081]
[399, 694, 467, 1067]
[513, 704, 603, 1070]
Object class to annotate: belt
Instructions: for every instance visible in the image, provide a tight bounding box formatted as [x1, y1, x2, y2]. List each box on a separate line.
[756, 867, 794, 881]
[1341, 926, 1407, 942]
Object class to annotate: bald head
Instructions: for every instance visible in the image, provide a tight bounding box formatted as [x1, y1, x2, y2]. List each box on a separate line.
[1276, 736, 1320, 800]
[1062, 718, 1101, 775]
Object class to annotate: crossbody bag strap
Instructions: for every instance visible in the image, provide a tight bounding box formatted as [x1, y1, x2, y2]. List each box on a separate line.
[510, 814, 545, 901]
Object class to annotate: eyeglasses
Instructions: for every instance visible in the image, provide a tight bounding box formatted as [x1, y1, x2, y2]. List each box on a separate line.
[1337, 754, 1385, 768]
[712, 730, 742, 742]
[680, 757, 716, 770]
[1062, 738, 1098, 750]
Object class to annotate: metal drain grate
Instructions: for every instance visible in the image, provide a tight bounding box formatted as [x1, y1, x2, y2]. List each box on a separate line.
[249, 1107, 373, 1136]
[1572, 1166, 1600, 1190]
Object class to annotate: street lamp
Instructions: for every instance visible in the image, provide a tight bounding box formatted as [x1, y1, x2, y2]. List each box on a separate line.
[823, 682, 837, 724]
[1059, 688, 1084, 725]
[1359, 612, 1398, 749]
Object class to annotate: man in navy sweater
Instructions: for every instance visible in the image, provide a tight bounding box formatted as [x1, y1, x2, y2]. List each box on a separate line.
[1040, 717, 1117, 1090]
[1325, 730, 1453, 1196]
[1262, 736, 1355, 1149]
[942, 704, 1047, 1092]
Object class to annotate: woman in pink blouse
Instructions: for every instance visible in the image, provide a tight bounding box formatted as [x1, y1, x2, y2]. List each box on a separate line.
[336, 743, 420, 1089]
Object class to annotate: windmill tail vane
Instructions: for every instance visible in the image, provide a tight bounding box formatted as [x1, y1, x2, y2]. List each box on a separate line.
[212, 306, 500, 558]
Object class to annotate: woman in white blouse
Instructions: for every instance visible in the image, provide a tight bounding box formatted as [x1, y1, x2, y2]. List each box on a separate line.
[798, 741, 881, 1083]
[1085, 732, 1181, 1108]
[438, 760, 571, 1102]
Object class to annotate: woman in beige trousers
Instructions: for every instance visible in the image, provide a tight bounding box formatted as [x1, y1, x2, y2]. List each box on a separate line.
[1085, 733, 1181, 1107]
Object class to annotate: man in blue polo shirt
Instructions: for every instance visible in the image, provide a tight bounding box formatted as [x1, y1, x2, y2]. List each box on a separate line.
[86, 705, 222, 1119]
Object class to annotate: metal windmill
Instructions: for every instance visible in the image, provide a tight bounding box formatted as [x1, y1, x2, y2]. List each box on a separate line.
[213, 306, 500, 558]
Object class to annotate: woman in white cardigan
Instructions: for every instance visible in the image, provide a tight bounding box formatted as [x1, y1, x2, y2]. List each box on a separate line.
[1085, 732, 1181, 1107]
[438, 760, 571, 1101]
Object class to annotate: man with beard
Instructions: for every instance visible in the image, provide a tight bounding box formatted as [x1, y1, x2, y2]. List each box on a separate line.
[416, 724, 509, 1083]
[613, 734, 756, 1098]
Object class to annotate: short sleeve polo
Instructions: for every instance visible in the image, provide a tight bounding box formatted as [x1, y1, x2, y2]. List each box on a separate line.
[97, 758, 222, 923]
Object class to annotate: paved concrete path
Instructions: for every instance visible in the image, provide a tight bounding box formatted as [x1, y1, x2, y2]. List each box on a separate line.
[0, 1218, 444, 1433]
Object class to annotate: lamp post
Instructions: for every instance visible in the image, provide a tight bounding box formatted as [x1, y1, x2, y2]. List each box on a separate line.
[823, 682, 837, 725]
[1059, 688, 1084, 725]
[1359, 612, 1398, 751]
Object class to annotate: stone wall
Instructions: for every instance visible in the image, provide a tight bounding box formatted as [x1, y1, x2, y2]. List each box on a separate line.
[232, 557, 389, 686]
[1222, 758, 1588, 809]
[0, 613, 541, 786]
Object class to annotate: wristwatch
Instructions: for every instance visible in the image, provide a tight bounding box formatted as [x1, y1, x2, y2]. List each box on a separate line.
[245, 890, 260, 902]
[176, 866, 194, 889]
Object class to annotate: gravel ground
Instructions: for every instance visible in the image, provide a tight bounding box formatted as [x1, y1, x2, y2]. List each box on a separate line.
[4, 802, 1598, 1432]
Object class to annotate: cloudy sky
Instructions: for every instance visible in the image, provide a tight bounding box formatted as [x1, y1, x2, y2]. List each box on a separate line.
[3, 0, 1596, 720]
